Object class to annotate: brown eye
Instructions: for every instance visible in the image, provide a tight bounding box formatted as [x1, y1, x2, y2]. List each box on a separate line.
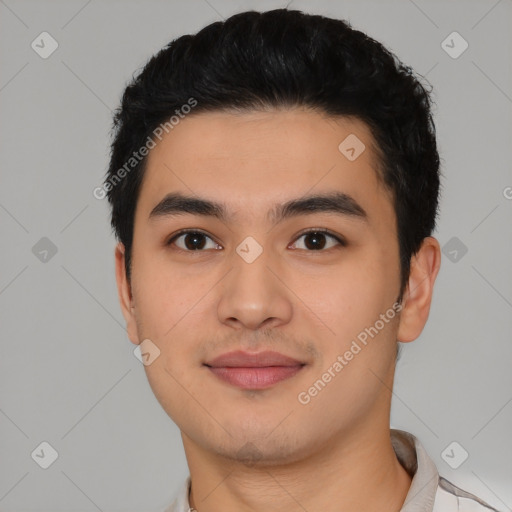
[290, 230, 345, 251]
[168, 230, 221, 251]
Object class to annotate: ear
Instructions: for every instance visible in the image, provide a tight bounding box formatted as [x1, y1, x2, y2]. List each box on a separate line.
[115, 242, 140, 345]
[397, 236, 441, 343]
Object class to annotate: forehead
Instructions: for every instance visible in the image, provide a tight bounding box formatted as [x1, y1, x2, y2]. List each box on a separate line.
[136, 109, 393, 224]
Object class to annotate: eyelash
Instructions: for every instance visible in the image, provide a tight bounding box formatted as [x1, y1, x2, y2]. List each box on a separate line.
[166, 228, 346, 252]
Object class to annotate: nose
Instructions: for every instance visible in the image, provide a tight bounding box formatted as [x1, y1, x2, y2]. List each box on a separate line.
[217, 247, 293, 331]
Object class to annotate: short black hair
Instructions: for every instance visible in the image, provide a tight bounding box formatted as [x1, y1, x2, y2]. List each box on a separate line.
[105, 8, 441, 303]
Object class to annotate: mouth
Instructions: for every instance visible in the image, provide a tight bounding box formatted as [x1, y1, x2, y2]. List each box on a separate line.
[204, 350, 306, 390]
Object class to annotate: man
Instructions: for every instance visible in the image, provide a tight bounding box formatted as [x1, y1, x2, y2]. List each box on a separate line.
[104, 8, 501, 512]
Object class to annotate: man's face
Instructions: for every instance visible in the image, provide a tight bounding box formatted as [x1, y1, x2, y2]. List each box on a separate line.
[119, 109, 405, 464]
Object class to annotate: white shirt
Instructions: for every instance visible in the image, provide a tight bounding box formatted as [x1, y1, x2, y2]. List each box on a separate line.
[165, 429, 502, 512]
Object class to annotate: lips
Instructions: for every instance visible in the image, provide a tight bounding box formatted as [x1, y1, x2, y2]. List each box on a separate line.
[204, 350, 305, 390]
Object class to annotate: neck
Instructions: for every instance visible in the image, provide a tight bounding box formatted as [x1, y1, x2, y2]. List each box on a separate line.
[184, 424, 412, 512]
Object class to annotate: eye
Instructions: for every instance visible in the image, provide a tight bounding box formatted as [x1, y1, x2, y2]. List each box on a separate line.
[166, 228, 345, 252]
[167, 230, 222, 251]
[290, 229, 346, 251]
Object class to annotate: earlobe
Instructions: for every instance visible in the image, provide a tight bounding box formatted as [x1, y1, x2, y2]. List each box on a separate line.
[396, 237, 441, 343]
[114, 242, 140, 345]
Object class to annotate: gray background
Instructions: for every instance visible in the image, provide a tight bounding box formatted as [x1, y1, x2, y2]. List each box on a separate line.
[0, 0, 511, 510]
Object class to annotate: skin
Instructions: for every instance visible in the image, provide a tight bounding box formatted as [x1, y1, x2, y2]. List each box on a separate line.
[115, 108, 441, 512]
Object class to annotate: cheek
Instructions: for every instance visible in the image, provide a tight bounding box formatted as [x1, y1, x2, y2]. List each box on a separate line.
[294, 254, 394, 337]
[290, 257, 400, 393]
[131, 247, 204, 336]
[132, 264, 214, 379]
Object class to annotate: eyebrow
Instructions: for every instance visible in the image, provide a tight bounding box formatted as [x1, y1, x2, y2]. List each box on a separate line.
[149, 191, 368, 225]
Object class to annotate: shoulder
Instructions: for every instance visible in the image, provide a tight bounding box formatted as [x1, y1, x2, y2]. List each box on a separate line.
[434, 476, 504, 512]
[161, 476, 191, 512]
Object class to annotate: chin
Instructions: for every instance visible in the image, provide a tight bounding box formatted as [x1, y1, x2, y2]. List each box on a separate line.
[215, 439, 306, 467]
[214, 423, 318, 466]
